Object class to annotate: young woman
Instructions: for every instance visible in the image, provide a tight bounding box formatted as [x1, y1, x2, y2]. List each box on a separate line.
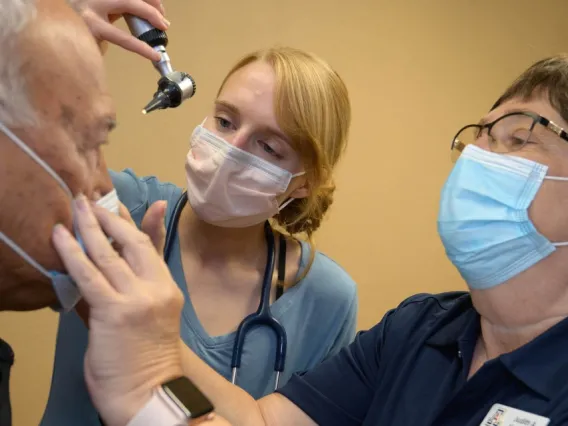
[40, 3, 357, 426]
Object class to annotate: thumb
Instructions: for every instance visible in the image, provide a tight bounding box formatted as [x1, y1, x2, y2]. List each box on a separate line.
[141, 200, 168, 256]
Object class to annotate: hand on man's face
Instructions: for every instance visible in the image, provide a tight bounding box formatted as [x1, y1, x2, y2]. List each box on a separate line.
[52, 196, 185, 426]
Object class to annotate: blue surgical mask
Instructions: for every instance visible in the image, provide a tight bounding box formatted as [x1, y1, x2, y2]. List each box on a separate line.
[0, 121, 120, 312]
[437, 144, 568, 290]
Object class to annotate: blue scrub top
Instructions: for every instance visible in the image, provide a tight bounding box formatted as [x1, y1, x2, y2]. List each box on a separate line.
[278, 292, 568, 425]
[40, 169, 358, 426]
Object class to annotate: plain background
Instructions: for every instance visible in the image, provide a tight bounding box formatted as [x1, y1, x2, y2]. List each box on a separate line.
[1, 0, 567, 424]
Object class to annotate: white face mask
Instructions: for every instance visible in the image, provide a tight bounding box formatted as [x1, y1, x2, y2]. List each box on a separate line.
[185, 122, 305, 228]
[0, 121, 120, 312]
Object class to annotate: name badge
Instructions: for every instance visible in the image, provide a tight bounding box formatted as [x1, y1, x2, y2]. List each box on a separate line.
[480, 404, 550, 426]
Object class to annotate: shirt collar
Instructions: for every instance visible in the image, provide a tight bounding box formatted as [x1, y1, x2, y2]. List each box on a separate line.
[425, 294, 568, 400]
[500, 316, 568, 400]
[425, 293, 479, 348]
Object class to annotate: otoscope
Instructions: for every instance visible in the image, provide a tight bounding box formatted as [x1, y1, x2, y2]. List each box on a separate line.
[124, 15, 196, 114]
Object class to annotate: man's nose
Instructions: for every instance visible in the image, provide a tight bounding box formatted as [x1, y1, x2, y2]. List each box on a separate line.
[94, 154, 114, 196]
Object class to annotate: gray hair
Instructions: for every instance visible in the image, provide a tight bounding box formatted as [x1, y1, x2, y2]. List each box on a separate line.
[0, 0, 86, 128]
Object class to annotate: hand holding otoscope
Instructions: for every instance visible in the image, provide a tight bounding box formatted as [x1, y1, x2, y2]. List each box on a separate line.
[79, 0, 196, 114]
[124, 14, 196, 114]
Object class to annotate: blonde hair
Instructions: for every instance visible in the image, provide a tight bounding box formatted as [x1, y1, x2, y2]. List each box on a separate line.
[217, 46, 351, 280]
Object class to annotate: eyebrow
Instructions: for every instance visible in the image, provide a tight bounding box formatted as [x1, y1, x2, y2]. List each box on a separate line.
[477, 107, 535, 127]
[215, 100, 240, 116]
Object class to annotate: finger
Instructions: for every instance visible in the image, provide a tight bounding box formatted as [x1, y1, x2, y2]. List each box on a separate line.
[141, 201, 167, 255]
[95, 21, 162, 61]
[92, 205, 167, 278]
[51, 224, 116, 306]
[118, 202, 136, 227]
[75, 299, 91, 328]
[117, 1, 170, 31]
[73, 195, 138, 293]
[144, 0, 166, 15]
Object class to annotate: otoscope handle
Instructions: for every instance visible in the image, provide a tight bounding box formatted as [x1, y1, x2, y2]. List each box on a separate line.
[124, 14, 168, 48]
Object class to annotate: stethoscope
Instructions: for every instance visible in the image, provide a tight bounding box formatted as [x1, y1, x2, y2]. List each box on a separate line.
[164, 192, 288, 390]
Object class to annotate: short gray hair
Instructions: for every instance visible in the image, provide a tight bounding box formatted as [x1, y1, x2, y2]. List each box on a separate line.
[0, 0, 38, 127]
[0, 0, 86, 128]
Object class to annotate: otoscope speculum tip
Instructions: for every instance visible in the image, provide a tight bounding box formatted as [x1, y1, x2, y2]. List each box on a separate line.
[141, 91, 170, 115]
[140, 72, 196, 115]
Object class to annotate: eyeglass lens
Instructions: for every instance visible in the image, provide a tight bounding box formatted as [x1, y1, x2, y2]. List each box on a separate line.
[451, 114, 535, 162]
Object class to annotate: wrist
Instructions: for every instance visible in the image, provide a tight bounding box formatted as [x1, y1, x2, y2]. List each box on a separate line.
[126, 376, 214, 426]
[120, 389, 153, 426]
[125, 375, 214, 426]
[123, 361, 184, 425]
[95, 363, 184, 426]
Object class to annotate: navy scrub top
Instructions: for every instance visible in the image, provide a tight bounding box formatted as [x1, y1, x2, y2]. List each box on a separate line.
[277, 292, 568, 425]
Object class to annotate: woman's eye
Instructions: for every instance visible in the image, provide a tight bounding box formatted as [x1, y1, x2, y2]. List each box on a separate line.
[215, 116, 233, 130]
[259, 141, 280, 157]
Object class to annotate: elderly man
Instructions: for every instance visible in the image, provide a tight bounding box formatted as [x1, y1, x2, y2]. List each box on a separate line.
[0, 0, 224, 425]
[74, 8, 568, 422]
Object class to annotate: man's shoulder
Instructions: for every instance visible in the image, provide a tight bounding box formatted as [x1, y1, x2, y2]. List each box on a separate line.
[109, 169, 183, 225]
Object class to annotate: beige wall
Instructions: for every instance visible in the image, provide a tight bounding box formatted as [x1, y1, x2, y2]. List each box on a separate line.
[1, 0, 567, 424]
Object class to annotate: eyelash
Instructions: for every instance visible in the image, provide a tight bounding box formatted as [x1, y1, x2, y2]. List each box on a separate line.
[213, 116, 282, 159]
[260, 141, 281, 158]
[215, 116, 234, 130]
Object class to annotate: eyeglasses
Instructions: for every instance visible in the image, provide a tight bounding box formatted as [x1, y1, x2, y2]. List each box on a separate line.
[450, 111, 568, 162]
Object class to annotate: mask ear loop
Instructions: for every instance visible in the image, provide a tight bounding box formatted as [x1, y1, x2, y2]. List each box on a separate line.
[543, 175, 568, 247]
[0, 122, 73, 199]
[278, 198, 295, 211]
[0, 232, 51, 278]
[278, 171, 307, 211]
[0, 121, 75, 280]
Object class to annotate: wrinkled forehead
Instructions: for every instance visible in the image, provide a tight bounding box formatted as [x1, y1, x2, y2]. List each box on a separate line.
[19, 7, 112, 122]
